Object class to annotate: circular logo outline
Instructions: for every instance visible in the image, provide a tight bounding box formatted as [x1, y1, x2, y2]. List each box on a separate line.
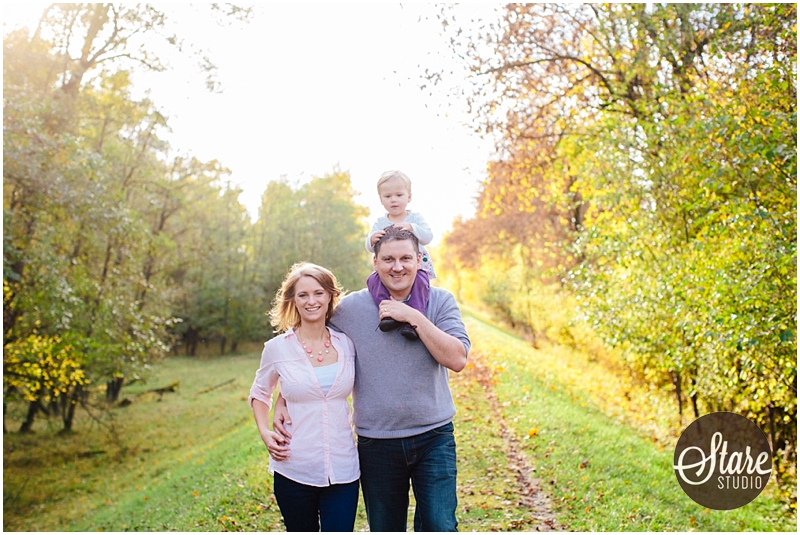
[673, 411, 772, 510]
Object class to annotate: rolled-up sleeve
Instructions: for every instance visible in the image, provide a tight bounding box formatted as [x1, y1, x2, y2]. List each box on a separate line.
[249, 342, 279, 409]
[436, 291, 471, 358]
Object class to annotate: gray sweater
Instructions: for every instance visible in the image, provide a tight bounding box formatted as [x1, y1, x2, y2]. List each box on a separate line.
[330, 287, 470, 439]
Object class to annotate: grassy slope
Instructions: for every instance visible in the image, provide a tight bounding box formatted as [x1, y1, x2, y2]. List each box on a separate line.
[3, 317, 795, 531]
[3, 355, 283, 531]
[3, 351, 536, 532]
[464, 312, 795, 531]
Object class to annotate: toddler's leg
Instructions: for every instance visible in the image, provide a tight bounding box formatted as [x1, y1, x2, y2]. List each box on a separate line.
[367, 271, 390, 308]
[397, 271, 430, 341]
[405, 271, 430, 314]
[368, 271, 402, 332]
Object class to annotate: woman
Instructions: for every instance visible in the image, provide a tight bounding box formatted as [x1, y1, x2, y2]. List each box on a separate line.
[249, 262, 359, 532]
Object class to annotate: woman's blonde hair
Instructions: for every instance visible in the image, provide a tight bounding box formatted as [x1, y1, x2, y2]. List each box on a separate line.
[269, 262, 343, 333]
[376, 170, 412, 194]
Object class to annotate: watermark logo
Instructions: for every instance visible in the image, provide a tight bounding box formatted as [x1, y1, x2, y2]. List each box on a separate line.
[674, 412, 772, 510]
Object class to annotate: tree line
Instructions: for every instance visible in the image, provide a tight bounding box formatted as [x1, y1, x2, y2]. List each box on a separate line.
[436, 3, 796, 487]
[3, 5, 372, 433]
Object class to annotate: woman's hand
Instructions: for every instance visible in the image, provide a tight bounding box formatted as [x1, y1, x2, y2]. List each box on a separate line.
[263, 430, 291, 461]
[253, 396, 293, 460]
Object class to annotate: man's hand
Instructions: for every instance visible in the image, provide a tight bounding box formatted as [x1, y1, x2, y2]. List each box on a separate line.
[272, 393, 293, 439]
[378, 299, 417, 325]
[378, 299, 467, 372]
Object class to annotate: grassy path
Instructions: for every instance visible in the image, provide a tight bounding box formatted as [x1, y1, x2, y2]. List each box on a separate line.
[3, 352, 548, 531]
[3, 314, 795, 531]
[463, 312, 794, 531]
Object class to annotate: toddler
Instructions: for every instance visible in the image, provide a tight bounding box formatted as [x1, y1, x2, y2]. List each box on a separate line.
[366, 170, 436, 340]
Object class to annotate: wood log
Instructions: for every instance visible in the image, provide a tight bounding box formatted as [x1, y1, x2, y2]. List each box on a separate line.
[198, 378, 235, 395]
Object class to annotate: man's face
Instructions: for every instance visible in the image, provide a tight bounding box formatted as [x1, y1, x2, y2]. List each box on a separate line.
[373, 239, 421, 299]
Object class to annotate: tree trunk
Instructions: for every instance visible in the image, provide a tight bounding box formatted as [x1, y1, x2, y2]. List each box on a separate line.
[19, 400, 39, 433]
[184, 327, 199, 356]
[688, 376, 700, 418]
[60, 5, 111, 95]
[61, 387, 82, 433]
[106, 377, 124, 403]
[62, 402, 77, 433]
[670, 370, 683, 418]
[47, 398, 60, 416]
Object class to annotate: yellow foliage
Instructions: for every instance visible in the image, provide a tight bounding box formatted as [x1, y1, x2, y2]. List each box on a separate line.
[4, 334, 86, 402]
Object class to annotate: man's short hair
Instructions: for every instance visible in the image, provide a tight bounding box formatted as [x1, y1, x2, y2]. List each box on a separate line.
[374, 225, 420, 256]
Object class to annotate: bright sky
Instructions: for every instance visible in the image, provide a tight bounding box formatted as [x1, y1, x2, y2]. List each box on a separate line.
[3, 3, 498, 245]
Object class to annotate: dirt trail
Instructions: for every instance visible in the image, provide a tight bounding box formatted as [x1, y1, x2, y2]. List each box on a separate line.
[468, 355, 561, 531]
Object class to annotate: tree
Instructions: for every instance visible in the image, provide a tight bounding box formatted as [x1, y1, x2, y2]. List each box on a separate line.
[169, 170, 372, 355]
[3, 4, 374, 437]
[3, 3, 252, 429]
[248, 170, 372, 339]
[438, 3, 796, 482]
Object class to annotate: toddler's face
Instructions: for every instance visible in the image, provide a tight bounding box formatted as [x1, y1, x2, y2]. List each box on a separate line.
[378, 177, 411, 217]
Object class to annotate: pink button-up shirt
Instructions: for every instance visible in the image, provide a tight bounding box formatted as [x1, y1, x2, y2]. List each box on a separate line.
[249, 328, 359, 487]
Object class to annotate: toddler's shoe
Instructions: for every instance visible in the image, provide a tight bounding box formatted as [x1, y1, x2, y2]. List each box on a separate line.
[379, 317, 402, 332]
[399, 323, 419, 341]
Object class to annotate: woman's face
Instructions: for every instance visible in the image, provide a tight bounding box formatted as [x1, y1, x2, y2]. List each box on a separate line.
[293, 276, 331, 325]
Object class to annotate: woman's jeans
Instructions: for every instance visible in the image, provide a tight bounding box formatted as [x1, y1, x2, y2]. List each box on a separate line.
[273, 472, 359, 532]
[357, 422, 458, 532]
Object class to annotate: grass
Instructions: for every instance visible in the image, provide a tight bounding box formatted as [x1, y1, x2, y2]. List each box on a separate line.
[3, 354, 284, 531]
[3, 316, 795, 531]
[3, 350, 538, 531]
[463, 312, 796, 531]
[450, 354, 556, 531]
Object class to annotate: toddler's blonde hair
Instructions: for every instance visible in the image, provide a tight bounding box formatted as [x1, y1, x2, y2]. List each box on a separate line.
[377, 170, 412, 194]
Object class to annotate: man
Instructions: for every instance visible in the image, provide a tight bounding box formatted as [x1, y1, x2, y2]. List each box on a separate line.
[270, 226, 470, 531]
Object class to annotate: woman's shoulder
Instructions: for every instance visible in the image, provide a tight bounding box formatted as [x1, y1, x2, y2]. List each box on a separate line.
[263, 330, 290, 346]
[328, 327, 356, 356]
[260, 331, 297, 361]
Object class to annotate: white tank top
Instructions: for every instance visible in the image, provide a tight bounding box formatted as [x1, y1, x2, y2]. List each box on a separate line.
[313, 362, 338, 396]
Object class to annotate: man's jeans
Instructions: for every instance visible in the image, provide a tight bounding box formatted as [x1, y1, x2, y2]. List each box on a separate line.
[357, 422, 458, 532]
